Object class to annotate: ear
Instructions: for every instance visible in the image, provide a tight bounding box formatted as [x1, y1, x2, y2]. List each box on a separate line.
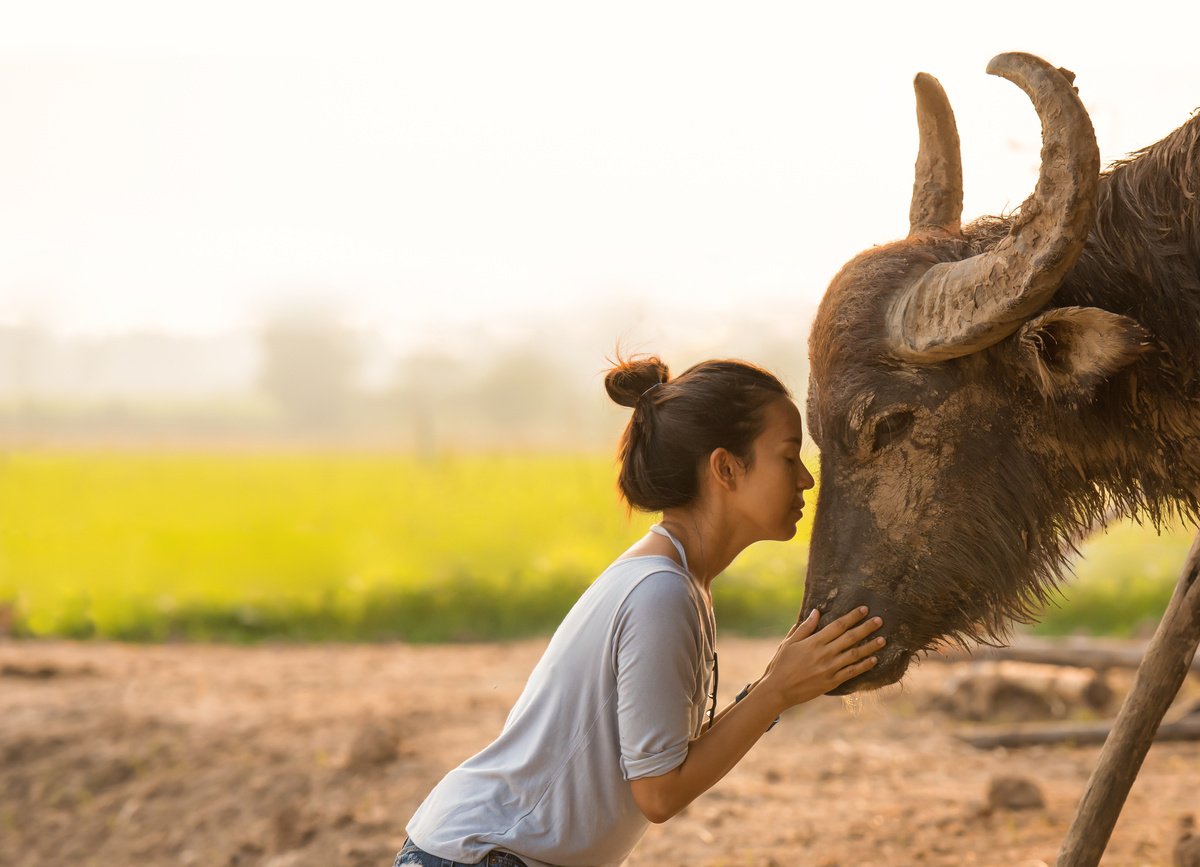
[708, 448, 740, 492]
[1014, 306, 1150, 403]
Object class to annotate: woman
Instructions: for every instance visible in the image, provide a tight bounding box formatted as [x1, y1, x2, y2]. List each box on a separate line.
[397, 355, 884, 867]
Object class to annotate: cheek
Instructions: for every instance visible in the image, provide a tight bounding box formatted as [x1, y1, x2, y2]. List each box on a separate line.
[774, 468, 799, 504]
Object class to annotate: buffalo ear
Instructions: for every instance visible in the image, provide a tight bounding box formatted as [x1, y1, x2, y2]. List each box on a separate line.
[1014, 306, 1150, 403]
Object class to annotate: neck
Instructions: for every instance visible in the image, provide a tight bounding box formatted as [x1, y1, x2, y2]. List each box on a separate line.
[659, 502, 757, 590]
[1070, 366, 1200, 523]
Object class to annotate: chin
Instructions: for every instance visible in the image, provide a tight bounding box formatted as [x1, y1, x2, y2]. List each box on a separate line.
[778, 515, 802, 541]
[825, 648, 915, 696]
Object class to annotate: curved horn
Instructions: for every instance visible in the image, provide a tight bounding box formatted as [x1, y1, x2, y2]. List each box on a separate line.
[909, 72, 963, 235]
[889, 52, 1101, 362]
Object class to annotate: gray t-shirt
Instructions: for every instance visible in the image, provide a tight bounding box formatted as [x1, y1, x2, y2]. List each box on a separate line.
[406, 555, 715, 867]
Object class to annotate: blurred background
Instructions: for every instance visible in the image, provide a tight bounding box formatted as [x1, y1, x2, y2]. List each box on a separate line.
[1, 0, 1196, 641]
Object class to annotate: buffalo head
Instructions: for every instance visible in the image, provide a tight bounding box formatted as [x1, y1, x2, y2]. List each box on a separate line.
[801, 53, 1167, 693]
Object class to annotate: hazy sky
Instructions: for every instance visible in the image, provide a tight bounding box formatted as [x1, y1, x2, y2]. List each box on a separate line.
[1, 1, 1197, 350]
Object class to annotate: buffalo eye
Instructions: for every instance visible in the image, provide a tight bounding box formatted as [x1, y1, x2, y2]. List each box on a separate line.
[871, 410, 915, 452]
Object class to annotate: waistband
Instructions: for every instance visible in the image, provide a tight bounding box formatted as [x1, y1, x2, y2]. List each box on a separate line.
[396, 839, 529, 867]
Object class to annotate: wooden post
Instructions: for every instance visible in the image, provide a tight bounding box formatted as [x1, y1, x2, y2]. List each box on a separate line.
[1056, 528, 1200, 866]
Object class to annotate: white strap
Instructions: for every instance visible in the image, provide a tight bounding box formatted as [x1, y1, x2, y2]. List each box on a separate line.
[648, 524, 689, 573]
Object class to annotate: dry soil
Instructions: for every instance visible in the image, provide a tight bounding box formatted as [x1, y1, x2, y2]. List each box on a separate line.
[1, 638, 1197, 867]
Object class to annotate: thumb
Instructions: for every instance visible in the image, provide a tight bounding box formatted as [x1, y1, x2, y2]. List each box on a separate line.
[791, 608, 819, 639]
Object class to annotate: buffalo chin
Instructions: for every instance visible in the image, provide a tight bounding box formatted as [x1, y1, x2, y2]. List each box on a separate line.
[825, 649, 915, 695]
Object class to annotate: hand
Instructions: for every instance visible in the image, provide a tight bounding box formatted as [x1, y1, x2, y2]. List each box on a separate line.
[755, 607, 883, 713]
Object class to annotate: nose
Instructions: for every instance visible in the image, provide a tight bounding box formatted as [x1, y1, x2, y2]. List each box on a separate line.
[798, 460, 815, 492]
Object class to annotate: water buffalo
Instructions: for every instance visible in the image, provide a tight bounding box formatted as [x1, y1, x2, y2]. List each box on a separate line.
[801, 52, 1200, 694]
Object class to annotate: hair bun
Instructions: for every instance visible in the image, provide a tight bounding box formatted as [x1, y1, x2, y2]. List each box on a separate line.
[604, 354, 669, 409]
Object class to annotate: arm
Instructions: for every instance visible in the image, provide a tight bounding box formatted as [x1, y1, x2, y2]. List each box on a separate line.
[628, 607, 883, 824]
[707, 679, 764, 729]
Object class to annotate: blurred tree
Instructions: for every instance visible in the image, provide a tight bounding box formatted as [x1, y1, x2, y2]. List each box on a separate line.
[392, 350, 467, 456]
[258, 311, 360, 430]
[471, 351, 573, 446]
[0, 323, 48, 444]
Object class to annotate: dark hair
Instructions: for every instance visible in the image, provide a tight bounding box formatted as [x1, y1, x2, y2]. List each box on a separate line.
[604, 353, 791, 511]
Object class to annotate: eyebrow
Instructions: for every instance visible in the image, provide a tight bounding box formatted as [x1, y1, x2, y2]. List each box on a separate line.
[783, 437, 803, 445]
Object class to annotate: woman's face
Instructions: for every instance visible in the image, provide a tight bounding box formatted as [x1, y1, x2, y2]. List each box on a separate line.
[732, 398, 815, 542]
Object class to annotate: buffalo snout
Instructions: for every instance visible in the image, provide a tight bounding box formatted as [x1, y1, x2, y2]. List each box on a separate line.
[801, 588, 923, 694]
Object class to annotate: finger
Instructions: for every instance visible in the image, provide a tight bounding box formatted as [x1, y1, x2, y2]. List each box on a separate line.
[790, 609, 819, 640]
[817, 606, 869, 640]
[783, 612, 805, 638]
[835, 635, 886, 665]
[834, 654, 879, 683]
[829, 616, 884, 652]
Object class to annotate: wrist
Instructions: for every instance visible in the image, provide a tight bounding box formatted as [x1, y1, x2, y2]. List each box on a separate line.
[734, 682, 782, 730]
[742, 680, 787, 728]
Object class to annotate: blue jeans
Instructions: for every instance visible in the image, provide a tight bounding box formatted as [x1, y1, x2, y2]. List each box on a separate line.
[393, 839, 528, 867]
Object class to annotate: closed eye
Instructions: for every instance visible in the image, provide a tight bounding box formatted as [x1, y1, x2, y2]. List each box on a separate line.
[871, 411, 915, 452]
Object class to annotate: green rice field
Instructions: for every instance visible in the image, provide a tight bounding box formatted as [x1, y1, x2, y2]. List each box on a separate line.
[0, 450, 1194, 642]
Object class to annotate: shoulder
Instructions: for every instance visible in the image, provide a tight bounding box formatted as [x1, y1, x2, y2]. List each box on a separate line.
[624, 568, 695, 607]
[611, 569, 708, 675]
[600, 556, 690, 597]
[616, 568, 704, 636]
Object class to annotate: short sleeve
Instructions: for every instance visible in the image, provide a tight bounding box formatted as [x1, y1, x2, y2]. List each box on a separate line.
[612, 571, 706, 781]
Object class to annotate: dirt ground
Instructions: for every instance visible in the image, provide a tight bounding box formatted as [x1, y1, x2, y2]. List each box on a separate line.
[2, 637, 1198, 867]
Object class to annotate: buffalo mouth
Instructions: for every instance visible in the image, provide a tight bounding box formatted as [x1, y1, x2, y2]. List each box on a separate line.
[802, 588, 924, 695]
[825, 646, 916, 695]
